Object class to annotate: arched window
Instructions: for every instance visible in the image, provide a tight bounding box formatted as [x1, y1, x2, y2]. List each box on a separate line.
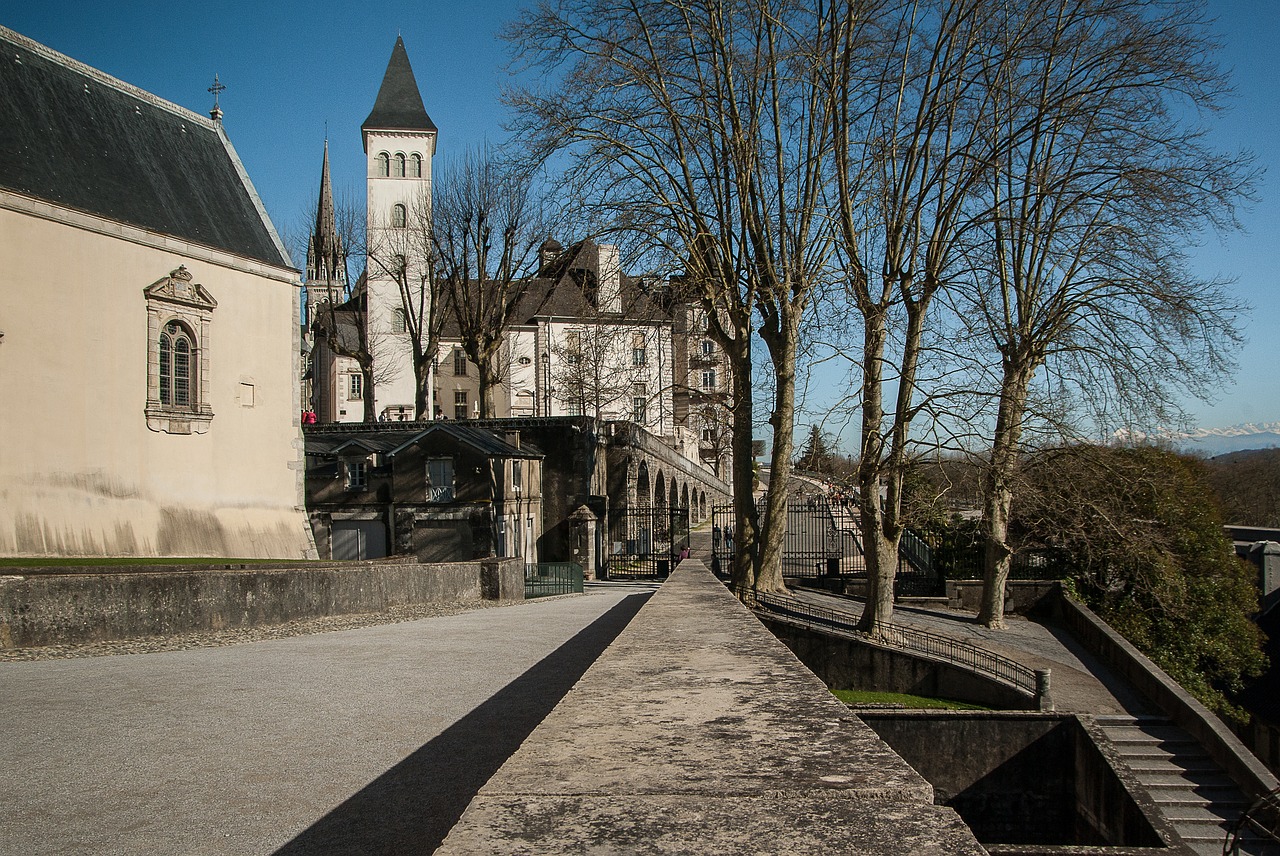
[392, 203, 407, 228]
[377, 152, 390, 177]
[410, 153, 422, 177]
[159, 321, 195, 408]
[393, 153, 406, 177]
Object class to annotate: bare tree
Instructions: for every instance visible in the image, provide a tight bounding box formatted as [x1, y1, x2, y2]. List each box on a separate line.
[951, 0, 1253, 628]
[508, 0, 843, 595]
[824, 0, 1007, 631]
[430, 148, 550, 418]
[302, 187, 386, 422]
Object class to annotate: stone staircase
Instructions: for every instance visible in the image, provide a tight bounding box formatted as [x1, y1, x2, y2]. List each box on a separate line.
[1097, 714, 1274, 855]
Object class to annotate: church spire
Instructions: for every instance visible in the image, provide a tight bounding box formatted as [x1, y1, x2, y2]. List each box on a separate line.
[306, 140, 345, 288]
[361, 36, 436, 152]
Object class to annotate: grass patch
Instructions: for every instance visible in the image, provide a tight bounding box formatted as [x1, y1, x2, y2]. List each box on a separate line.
[832, 688, 991, 710]
[0, 557, 314, 568]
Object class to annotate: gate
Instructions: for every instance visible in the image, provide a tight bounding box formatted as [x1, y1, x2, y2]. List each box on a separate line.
[711, 499, 862, 579]
[525, 563, 584, 599]
[606, 505, 690, 579]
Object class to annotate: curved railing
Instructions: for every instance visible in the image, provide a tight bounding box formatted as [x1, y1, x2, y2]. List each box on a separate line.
[735, 586, 1040, 696]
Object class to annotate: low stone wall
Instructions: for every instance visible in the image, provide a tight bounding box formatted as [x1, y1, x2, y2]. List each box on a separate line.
[0, 558, 524, 648]
[762, 616, 1039, 710]
[861, 712, 1173, 855]
[435, 561, 989, 855]
[1059, 595, 1280, 802]
[946, 580, 1060, 615]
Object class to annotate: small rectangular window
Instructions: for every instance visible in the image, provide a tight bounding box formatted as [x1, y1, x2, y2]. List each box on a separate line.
[512, 459, 523, 494]
[453, 348, 468, 376]
[632, 347, 647, 366]
[426, 457, 454, 502]
[701, 370, 717, 390]
[701, 339, 715, 356]
[631, 385, 647, 425]
[454, 389, 468, 420]
[565, 330, 581, 366]
[345, 461, 367, 490]
[348, 373, 363, 400]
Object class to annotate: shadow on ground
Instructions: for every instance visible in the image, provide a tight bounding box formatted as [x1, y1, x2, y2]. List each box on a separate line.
[273, 591, 652, 856]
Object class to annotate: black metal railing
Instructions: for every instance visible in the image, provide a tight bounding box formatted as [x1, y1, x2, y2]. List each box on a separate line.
[525, 563, 584, 599]
[735, 586, 1039, 695]
[1226, 786, 1280, 852]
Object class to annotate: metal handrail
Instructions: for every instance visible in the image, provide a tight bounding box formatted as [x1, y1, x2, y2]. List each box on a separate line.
[735, 586, 1039, 695]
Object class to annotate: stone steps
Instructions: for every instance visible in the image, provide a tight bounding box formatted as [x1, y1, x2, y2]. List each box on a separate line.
[1097, 715, 1270, 856]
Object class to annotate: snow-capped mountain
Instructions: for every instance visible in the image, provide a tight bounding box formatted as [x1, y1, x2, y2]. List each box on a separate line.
[1149, 422, 1280, 456]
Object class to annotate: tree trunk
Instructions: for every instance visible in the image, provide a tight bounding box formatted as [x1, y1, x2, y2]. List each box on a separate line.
[755, 321, 800, 594]
[727, 333, 759, 593]
[360, 358, 376, 423]
[978, 358, 1035, 629]
[413, 351, 431, 421]
[857, 308, 895, 630]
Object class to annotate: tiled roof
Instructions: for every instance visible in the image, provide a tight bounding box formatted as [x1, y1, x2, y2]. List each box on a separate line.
[0, 26, 290, 269]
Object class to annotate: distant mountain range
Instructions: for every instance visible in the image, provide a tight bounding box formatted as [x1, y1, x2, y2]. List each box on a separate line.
[1151, 422, 1280, 457]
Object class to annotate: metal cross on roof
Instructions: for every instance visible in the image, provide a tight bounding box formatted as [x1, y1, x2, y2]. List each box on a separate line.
[208, 73, 225, 106]
[207, 73, 225, 123]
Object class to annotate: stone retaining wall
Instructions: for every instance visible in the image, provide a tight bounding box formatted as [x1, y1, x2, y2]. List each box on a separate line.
[434, 561, 989, 855]
[0, 558, 524, 648]
[1059, 595, 1280, 802]
[762, 616, 1039, 710]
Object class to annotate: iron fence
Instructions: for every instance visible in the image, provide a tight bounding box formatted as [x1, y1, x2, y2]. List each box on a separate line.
[525, 563, 584, 599]
[713, 500, 861, 578]
[606, 505, 690, 579]
[736, 585, 1039, 696]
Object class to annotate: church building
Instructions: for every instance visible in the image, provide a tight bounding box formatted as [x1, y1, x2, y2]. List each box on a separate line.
[0, 26, 316, 558]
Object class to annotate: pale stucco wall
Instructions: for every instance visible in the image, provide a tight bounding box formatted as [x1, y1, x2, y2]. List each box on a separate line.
[0, 201, 316, 558]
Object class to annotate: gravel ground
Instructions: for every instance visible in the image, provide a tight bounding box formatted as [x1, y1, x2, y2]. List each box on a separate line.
[0, 595, 575, 662]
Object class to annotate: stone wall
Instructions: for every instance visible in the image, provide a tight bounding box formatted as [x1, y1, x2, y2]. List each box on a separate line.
[762, 616, 1039, 710]
[0, 558, 523, 648]
[435, 562, 990, 855]
[860, 712, 1171, 854]
[1058, 594, 1280, 802]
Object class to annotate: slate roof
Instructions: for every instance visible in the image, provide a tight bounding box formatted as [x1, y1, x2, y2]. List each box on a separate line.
[305, 423, 542, 460]
[362, 36, 436, 136]
[0, 27, 290, 269]
[434, 240, 675, 338]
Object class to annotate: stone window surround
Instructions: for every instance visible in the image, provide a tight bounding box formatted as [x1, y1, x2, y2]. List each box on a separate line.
[145, 265, 215, 434]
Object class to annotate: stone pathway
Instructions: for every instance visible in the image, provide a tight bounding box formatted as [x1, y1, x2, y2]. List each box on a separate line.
[0, 582, 655, 856]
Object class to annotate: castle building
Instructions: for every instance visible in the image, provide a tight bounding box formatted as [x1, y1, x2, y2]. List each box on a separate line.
[303, 36, 731, 480]
[0, 25, 316, 558]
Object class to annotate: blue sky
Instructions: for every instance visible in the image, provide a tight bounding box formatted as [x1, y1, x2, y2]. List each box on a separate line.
[4, 0, 1277, 434]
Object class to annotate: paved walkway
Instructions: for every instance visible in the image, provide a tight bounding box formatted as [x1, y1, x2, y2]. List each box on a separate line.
[790, 588, 1153, 716]
[0, 583, 655, 856]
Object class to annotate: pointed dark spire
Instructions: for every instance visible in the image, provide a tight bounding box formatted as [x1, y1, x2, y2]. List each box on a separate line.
[362, 36, 436, 143]
[306, 140, 345, 287]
